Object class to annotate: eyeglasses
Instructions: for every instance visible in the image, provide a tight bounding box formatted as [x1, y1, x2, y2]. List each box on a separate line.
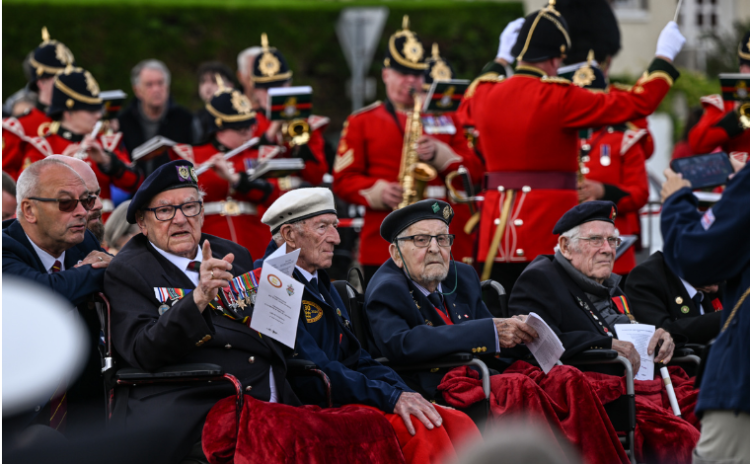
[398, 234, 455, 248]
[28, 196, 95, 212]
[577, 236, 623, 249]
[144, 201, 203, 221]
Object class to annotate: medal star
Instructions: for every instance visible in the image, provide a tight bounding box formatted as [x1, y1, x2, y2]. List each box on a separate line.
[245, 296, 254, 305]
[238, 299, 247, 309]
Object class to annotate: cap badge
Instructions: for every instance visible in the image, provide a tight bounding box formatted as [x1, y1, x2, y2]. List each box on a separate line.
[431, 202, 440, 213]
[283, 97, 299, 118]
[258, 52, 281, 77]
[84, 71, 100, 96]
[431, 59, 452, 81]
[443, 205, 452, 220]
[610, 206, 616, 220]
[231, 91, 252, 115]
[55, 43, 75, 66]
[403, 33, 424, 63]
[572, 65, 595, 87]
[190, 167, 198, 183]
[177, 165, 190, 181]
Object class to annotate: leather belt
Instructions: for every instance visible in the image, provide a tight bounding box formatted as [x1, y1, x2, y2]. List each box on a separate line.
[102, 199, 114, 213]
[203, 200, 257, 216]
[484, 171, 577, 191]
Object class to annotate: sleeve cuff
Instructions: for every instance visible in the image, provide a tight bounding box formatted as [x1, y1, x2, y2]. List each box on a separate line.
[97, 151, 121, 176]
[492, 320, 501, 353]
[358, 179, 390, 210]
[715, 111, 744, 138]
[430, 139, 462, 172]
[646, 58, 680, 85]
[602, 184, 630, 204]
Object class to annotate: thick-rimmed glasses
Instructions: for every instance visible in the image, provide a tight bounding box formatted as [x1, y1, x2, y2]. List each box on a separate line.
[577, 236, 622, 249]
[397, 234, 455, 248]
[144, 201, 203, 221]
[28, 196, 95, 212]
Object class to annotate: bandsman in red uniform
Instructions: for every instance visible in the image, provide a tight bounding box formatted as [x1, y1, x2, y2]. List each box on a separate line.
[19, 67, 142, 229]
[247, 33, 330, 189]
[171, 82, 277, 260]
[471, 0, 685, 291]
[558, 60, 649, 275]
[689, 31, 750, 161]
[332, 16, 484, 282]
[3, 27, 75, 179]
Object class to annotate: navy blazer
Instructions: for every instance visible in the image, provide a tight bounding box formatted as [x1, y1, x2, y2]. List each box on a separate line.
[365, 259, 497, 399]
[2, 219, 106, 306]
[661, 166, 750, 416]
[289, 267, 412, 412]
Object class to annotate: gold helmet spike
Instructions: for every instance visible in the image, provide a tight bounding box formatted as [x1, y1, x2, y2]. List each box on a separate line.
[402, 15, 410, 30]
[41, 26, 50, 43]
[587, 49, 595, 65]
[432, 43, 440, 60]
[261, 33, 269, 50]
[215, 73, 227, 92]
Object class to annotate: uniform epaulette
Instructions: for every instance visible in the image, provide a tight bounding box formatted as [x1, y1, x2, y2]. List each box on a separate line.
[2, 117, 26, 139]
[540, 76, 571, 85]
[99, 132, 123, 152]
[350, 101, 381, 117]
[700, 94, 724, 112]
[308, 114, 331, 131]
[621, 128, 648, 155]
[610, 82, 633, 92]
[465, 72, 504, 99]
[28, 136, 53, 158]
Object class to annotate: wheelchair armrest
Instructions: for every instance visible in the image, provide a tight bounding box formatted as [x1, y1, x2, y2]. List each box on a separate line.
[564, 349, 620, 363]
[115, 363, 224, 381]
[673, 347, 695, 358]
[286, 358, 319, 375]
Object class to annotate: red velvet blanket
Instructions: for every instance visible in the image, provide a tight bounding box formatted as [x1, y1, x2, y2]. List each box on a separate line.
[438, 361, 700, 464]
[202, 395, 405, 464]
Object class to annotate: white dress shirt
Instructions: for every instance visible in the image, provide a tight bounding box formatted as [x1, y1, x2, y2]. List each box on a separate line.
[26, 233, 66, 273]
[680, 278, 705, 315]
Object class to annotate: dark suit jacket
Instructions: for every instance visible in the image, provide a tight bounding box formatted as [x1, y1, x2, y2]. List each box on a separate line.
[104, 233, 298, 464]
[2, 219, 106, 424]
[365, 259, 498, 399]
[290, 268, 412, 412]
[509, 255, 617, 358]
[625, 251, 722, 344]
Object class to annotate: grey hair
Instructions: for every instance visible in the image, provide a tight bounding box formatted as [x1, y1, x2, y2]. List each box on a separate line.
[103, 200, 139, 249]
[16, 159, 84, 215]
[2, 171, 16, 196]
[273, 220, 307, 244]
[237, 46, 263, 77]
[131, 59, 171, 87]
[553, 225, 581, 253]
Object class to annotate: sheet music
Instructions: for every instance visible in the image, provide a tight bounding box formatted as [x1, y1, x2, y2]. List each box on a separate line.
[525, 313, 565, 374]
[614, 324, 655, 380]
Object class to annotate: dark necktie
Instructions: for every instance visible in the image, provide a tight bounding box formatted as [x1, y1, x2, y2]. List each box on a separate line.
[309, 277, 320, 294]
[692, 293, 704, 314]
[427, 292, 445, 312]
[49, 261, 67, 432]
[187, 261, 201, 272]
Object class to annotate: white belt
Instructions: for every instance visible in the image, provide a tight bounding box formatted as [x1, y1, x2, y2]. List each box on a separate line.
[203, 200, 258, 216]
[426, 186, 447, 199]
[102, 199, 114, 213]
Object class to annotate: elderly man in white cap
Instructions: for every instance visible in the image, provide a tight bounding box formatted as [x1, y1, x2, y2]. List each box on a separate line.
[260, 187, 480, 464]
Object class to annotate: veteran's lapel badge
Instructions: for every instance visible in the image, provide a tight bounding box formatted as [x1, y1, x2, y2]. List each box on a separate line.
[303, 300, 323, 324]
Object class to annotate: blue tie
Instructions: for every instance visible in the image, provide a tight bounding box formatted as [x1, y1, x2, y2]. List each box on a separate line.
[310, 277, 320, 295]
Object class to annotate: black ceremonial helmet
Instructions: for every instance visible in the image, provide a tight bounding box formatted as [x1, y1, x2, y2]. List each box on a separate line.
[557, 51, 608, 91]
[511, 0, 571, 63]
[47, 66, 103, 119]
[206, 74, 257, 134]
[739, 31, 750, 67]
[422, 43, 456, 91]
[556, 0, 621, 66]
[29, 27, 76, 91]
[251, 33, 293, 89]
[384, 15, 428, 75]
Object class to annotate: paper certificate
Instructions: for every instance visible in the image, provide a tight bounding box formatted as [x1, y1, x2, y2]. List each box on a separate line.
[525, 313, 565, 374]
[250, 247, 303, 348]
[614, 323, 656, 381]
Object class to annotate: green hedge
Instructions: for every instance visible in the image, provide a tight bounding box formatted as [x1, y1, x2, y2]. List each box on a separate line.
[2, 1, 524, 130]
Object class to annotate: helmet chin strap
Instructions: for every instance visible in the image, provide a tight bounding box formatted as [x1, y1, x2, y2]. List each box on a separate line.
[396, 243, 458, 296]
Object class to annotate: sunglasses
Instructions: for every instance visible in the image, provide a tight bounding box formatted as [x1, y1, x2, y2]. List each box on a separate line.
[28, 196, 96, 212]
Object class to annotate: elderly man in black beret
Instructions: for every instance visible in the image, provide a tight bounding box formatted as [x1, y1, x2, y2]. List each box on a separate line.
[365, 199, 631, 464]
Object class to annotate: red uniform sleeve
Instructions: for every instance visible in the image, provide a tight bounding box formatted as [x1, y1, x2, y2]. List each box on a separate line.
[331, 115, 383, 208]
[106, 146, 143, 193]
[436, 114, 484, 183]
[688, 98, 732, 154]
[613, 138, 649, 214]
[2, 118, 29, 180]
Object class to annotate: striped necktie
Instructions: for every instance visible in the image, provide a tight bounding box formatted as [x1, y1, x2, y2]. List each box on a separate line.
[187, 261, 201, 272]
[49, 261, 67, 432]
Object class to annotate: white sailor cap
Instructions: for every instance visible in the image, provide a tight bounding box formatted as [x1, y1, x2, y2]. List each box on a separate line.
[261, 187, 337, 234]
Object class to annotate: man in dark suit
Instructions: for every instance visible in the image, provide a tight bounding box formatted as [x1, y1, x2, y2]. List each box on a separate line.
[259, 188, 481, 463]
[625, 251, 722, 345]
[2, 157, 111, 434]
[104, 159, 298, 464]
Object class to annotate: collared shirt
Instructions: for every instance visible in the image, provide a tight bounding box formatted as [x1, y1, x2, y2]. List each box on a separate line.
[26, 233, 66, 273]
[151, 240, 277, 402]
[296, 266, 324, 303]
[680, 278, 705, 315]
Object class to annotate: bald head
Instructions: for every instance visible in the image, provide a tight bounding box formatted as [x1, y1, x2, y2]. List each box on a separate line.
[49, 155, 105, 242]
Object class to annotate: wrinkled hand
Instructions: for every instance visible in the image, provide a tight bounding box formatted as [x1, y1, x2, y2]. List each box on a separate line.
[612, 339, 641, 374]
[729, 155, 746, 180]
[416, 135, 437, 162]
[497, 17, 525, 64]
[393, 392, 442, 436]
[382, 182, 404, 209]
[578, 179, 605, 202]
[81, 135, 109, 166]
[655, 21, 685, 62]
[649, 328, 674, 364]
[75, 250, 113, 269]
[493, 315, 538, 348]
[661, 168, 691, 203]
[209, 154, 240, 185]
[192, 241, 235, 312]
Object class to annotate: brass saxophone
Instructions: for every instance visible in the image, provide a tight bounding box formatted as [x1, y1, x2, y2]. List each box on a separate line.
[396, 91, 437, 209]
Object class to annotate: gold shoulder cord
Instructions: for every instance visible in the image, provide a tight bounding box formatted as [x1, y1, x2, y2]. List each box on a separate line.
[721, 286, 750, 333]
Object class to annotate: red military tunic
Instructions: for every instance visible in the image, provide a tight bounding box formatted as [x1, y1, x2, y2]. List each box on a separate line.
[471, 59, 677, 266]
[582, 125, 649, 274]
[253, 111, 330, 186]
[20, 126, 141, 220]
[182, 141, 281, 260]
[2, 106, 53, 179]
[332, 101, 484, 266]
[688, 94, 750, 159]
[609, 84, 655, 159]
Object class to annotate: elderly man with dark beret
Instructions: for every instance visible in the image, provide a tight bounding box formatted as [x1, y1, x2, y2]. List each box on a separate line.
[365, 199, 631, 464]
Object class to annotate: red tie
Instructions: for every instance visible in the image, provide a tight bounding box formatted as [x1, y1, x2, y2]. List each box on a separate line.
[187, 261, 201, 272]
[49, 261, 67, 432]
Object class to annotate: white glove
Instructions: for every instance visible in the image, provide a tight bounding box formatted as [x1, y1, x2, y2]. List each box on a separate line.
[655, 21, 685, 61]
[496, 18, 526, 64]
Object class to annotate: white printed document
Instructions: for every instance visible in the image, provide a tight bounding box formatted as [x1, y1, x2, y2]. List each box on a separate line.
[525, 313, 565, 374]
[614, 323, 655, 380]
[250, 246, 303, 348]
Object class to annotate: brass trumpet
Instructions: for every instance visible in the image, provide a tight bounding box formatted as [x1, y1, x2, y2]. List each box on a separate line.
[738, 102, 750, 130]
[282, 119, 310, 147]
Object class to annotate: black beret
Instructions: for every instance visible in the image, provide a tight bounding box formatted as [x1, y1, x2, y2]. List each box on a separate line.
[48, 67, 103, 119]
[29, 27, 75, 89]
[380, 199, 454, 243]
[127, 160, 199, 224]
[206, 84, 256, 134]
[422, 43, 456, 91]
[511, 3, 571, 63]
[252, 33, 293, 89]
[384, 15, 428, 76]
[553, 201, 617, 235]
[556, 0, 620, 66]
[740, 31, 750, 66]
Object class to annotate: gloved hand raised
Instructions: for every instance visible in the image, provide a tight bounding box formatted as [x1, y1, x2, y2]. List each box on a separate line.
[655, 21, 685, 62]
[496, 17, 526, 64]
